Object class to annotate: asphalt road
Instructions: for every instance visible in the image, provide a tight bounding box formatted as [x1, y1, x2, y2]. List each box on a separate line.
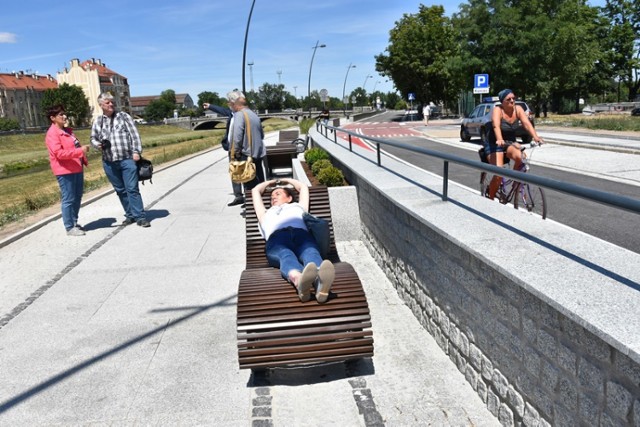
[350, 111, 640, 254]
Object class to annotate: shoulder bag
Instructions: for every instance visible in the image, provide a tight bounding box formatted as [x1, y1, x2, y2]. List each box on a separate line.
[229, 111, 257, 184]
[303, 211, 330, 259]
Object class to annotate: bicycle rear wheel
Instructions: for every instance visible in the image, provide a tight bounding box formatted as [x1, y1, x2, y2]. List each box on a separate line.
[514, 183, 547, 219]
[480, 172, 489, 197]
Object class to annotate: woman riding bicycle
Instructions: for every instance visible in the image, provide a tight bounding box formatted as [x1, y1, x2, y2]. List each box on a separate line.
[485, 89, 543, 199]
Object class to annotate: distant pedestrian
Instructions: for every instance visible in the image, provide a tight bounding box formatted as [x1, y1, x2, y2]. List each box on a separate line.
[227, 90, 266, 192]
[423, 104, 431, 125]
[91, 92, 150, 228]
[203, 101, 245, 206]
[44, 104, 90, 236]
[542, 102, 548, 118]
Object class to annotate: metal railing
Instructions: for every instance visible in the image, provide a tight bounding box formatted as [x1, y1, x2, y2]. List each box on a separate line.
[315, 121, 640, 216]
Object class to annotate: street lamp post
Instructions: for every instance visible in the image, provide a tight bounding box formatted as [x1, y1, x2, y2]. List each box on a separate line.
[307, 40, 326, 115]
[242, 0, 257, 95]
[362, 74, 373, 91]
[342, 63, 356, 117]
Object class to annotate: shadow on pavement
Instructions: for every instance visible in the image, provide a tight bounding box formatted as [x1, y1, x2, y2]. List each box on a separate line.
[0, 295, 236, 415]
[82, 217, 117, 231]
[248, 357, 375, 387]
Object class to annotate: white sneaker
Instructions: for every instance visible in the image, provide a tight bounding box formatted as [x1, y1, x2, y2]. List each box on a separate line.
[297, 262, 317, 302]
[316, 260, 335, 303]
[67, 227, 85, 236]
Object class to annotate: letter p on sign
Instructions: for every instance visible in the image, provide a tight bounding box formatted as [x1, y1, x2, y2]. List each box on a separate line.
[474, 74, 489, 88]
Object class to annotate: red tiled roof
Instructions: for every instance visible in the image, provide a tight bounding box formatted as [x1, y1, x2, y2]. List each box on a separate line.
[79, 60, 127, 79]
[0, 72, 58, 91]
[130, 94, 191, 107]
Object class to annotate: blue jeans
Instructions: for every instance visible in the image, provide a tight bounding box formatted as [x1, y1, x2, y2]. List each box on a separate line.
[265, 227, 323, 280]
[56, 172, 84, 231]
[102, 158, 145, 220]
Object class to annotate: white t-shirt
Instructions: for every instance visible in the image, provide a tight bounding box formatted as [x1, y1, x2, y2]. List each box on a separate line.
[259, 202, 307, 240]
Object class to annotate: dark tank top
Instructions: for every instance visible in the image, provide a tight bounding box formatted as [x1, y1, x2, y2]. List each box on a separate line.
[488, 106, 522, 144]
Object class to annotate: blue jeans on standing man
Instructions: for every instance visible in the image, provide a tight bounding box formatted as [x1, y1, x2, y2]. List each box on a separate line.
[265, 227, 323, 280]
[56, 172, 84, 231]
[102, 158, 146, 221]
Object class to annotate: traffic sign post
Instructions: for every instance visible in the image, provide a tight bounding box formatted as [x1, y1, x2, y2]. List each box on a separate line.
[408, 92, 415, 110]
[473, 74, 489, 102]
[319, 89, 329, 108]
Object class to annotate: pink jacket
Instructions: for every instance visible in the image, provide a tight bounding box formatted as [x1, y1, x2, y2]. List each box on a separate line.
[45, 124, 88, 176]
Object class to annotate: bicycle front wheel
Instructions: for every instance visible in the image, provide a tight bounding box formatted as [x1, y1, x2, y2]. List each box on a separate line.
[514, 183, 547, 219]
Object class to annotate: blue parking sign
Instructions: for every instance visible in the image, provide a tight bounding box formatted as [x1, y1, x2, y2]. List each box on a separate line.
[474, 74, 489, 89]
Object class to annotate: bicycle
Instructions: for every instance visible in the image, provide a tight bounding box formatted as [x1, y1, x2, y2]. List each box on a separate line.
[478, 141, 547, 219]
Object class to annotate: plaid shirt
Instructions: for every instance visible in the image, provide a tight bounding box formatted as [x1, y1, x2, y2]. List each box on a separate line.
[90, 111, 142, 162]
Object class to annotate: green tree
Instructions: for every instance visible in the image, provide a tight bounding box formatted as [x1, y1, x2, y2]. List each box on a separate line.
[375, 5, 457, 106]
[197, 91, 225, 108]
[195, 91, 225, 116]
[452, 0, 605, 111]
[385, 92, 401, 109]
[144, 99, 174, 122]
[602, 0, 640, 100]
[159, 89, 176, 105]
[255, 82, 286, 111]
[41, 83, 90, 127]
[349, 87, 369, 106]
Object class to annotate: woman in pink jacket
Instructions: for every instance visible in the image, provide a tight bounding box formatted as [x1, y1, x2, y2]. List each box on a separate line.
[45, 104, 90, 236]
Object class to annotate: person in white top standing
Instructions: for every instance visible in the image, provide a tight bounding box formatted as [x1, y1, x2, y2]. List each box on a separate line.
[423, 103, 431, 125]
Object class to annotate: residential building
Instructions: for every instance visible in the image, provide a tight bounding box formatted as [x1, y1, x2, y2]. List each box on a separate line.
[130, 94, 195, 118]
[0, 71, 58, 128]
[57, 58, 131, 123]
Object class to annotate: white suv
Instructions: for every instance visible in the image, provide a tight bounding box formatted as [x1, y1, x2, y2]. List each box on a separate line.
[460, 101, 535, 144]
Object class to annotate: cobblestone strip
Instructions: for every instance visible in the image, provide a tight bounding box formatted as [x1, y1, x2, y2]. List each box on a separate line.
[251, 387, 273, 427]
[348, 377, 385, 427]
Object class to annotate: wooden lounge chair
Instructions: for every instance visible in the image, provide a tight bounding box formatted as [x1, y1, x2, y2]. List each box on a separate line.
[237, 186, 374, 370]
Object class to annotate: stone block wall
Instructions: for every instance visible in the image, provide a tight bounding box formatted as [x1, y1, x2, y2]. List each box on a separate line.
[346, 174, 640, 427]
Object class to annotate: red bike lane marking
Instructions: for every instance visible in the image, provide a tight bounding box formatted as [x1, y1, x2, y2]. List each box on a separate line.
[335, 130, 373, 151]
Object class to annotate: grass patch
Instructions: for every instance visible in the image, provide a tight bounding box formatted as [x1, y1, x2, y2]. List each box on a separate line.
[537, 114, 640, 132]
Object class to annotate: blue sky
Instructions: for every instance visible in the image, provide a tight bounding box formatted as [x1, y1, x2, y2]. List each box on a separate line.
[1, 0, 606, 103]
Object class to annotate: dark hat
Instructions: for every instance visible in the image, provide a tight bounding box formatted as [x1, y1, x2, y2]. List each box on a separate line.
[498, 89, 513, 102]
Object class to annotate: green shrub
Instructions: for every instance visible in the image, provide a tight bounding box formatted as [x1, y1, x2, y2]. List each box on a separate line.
[316, 165, 344, 187]
[311, 159, 332, 176]
[304, 147, 330, 167]
[0, 117, 20, 131]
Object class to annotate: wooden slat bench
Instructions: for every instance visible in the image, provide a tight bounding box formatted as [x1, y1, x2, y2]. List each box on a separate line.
[237, 186, 374, 370]
[264, 145, 298, 179]
[278, 129, 299, 143]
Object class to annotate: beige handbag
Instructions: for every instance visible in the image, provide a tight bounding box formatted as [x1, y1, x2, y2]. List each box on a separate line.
[229, 111, 257, 184]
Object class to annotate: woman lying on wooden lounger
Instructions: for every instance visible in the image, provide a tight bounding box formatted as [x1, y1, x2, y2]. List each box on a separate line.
[252, 178, 335, 303]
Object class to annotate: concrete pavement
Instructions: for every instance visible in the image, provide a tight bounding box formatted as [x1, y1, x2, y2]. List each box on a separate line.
[0, 132, 499, 425]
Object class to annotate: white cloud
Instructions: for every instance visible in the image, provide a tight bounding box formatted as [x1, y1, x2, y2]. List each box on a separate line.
[0, 32, 17, 43]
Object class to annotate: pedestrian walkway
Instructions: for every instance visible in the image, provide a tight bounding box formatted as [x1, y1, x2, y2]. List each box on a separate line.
[0, 141, 498, 425]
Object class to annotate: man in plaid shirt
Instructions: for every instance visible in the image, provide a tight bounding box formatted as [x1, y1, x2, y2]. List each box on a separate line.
[91, 92, 150, 227]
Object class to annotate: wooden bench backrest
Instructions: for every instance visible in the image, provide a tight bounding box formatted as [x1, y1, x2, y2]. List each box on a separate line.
[278, 129, 299, 142]
[245, 185, 339, 269]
